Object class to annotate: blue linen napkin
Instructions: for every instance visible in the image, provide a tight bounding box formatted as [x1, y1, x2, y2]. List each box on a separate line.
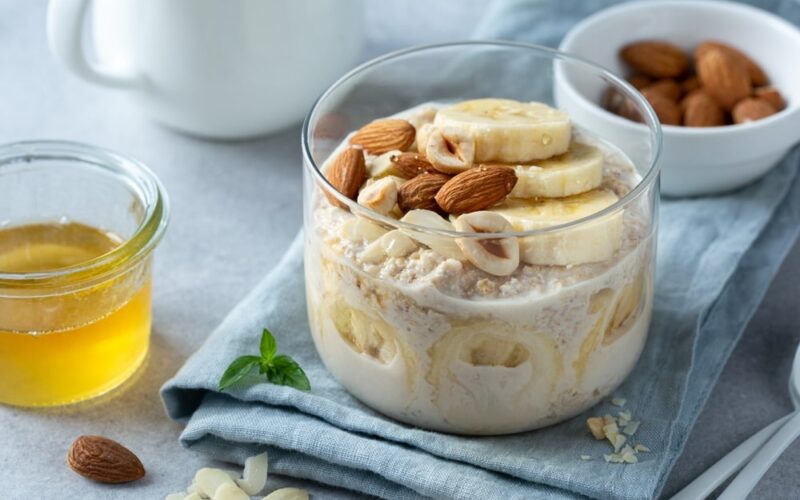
[162, 2, 800, 498]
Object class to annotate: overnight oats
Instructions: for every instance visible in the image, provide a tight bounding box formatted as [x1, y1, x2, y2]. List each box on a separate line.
[304, 92, 659, 434]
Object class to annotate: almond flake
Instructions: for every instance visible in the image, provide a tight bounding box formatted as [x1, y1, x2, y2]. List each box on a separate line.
[634, 444, 650, 453]
[623, 421, 640, 436]
[611, 398, 627, 407]
[580, 455, 592, 461]
[613, 434, 627, 452]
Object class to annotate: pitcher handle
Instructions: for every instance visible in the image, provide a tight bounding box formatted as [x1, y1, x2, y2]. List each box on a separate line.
[47, 0, 142, 88]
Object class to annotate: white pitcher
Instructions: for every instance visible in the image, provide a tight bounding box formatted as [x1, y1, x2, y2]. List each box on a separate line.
[47, 0, 364, 138]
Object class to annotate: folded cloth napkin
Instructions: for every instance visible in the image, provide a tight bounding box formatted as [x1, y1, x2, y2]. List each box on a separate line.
[163, 2, 800, 498]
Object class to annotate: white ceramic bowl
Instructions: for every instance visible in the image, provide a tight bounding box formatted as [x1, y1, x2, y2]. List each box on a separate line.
[556, 0, 800, 196]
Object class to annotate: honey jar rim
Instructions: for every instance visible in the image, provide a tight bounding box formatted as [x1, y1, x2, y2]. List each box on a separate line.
[0, 140, 169, 291]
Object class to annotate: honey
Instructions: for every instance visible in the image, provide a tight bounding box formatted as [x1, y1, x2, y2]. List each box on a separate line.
[0, 222, 152, 407]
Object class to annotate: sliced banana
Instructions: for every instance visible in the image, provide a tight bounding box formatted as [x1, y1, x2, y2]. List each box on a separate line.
[434, 98, 571, 163]
[509, 142, 604, 199]
[453, 212, 519, 276]
[400, 209, 463, 260]
[489, 189, 623, 266]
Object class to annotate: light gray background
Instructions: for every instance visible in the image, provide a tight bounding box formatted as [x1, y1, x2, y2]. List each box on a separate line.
[0, 1, 797, 499]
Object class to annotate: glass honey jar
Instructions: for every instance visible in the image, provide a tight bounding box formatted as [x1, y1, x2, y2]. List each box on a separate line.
[0, 141, 168, 407]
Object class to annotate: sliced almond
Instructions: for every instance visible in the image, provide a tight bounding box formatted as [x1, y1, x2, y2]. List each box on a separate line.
[435, 165, 517, 214]
[399, 209, 463, 260]
[391, 152, 437, 179]
[366, 149, 404, 178]
[350, 119, 416, 155]
[732, 97, 777, 124]
[339, 216, 387, 242]
[453, 211, 519, 276]
[397, 172, 451, 213]
[324, 147, 366, 208]
[425, 126, 475, 174]
[586, 417, 606, 440]
[357, 177, 398, 215]
[696, 47, 752, 110]
[361, 230, 418, 263]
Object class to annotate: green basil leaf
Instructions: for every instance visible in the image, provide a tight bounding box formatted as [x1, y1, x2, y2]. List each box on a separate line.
[218, 355, 261, 391]
[267, 354, 311, 391]
[259, 328, 278, 361]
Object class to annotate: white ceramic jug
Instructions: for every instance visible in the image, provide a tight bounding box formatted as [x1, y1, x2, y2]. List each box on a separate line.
[47, 0, 364, 138]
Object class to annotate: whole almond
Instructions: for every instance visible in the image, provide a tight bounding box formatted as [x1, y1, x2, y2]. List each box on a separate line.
[67, 435, 145, 484]
[325, 147, 366, 208]
[682, 90, 726, 127]
[627, 74, 652, 90]
[680, 75, 701, 94]
[391, 152, 437, 179]
[695, 41, 768, 87]
[643, 79, 682, 101]
[732, 97, 777, 124]
[435, 166, 517, 214]
[603, 88, 642, 122]
[696, 48, 752, 110]
[753, 86, 784, 111]
[397, 172, 450, 213]
[350, 119, 416, 155]
[642, 88, 682, 125]
[620, 41, 689, 78]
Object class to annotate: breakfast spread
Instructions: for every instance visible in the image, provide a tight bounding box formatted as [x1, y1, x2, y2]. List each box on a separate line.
[306, 98, 655, 434]
[605, 39, 786, 126]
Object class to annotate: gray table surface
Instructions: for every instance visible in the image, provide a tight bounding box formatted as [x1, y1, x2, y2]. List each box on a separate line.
[1, 1, 798, 499]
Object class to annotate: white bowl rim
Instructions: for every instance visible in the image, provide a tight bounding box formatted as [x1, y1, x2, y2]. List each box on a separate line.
[559, 0, 800, 137]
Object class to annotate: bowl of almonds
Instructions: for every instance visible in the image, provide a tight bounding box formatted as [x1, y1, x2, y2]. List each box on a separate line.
[556, 0, 800, 196]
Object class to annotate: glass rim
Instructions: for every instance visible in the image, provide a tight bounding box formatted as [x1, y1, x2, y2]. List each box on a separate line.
[302, 40, 662, 239]
[0, 140, 169, 288]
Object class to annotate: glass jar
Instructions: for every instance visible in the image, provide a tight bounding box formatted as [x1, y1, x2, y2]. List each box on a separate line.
[0, 141, 168, 407]
[302, 42, 661, 434]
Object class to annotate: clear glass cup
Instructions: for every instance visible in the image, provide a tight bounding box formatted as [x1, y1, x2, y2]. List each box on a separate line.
[302, 42, 661, 434]
[0, 141, 169, 407]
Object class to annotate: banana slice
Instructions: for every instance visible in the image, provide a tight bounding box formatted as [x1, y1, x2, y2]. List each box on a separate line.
[434, 98, 571, 163]
[509, 142, 604, 199]
[489, 189, 623, 266]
